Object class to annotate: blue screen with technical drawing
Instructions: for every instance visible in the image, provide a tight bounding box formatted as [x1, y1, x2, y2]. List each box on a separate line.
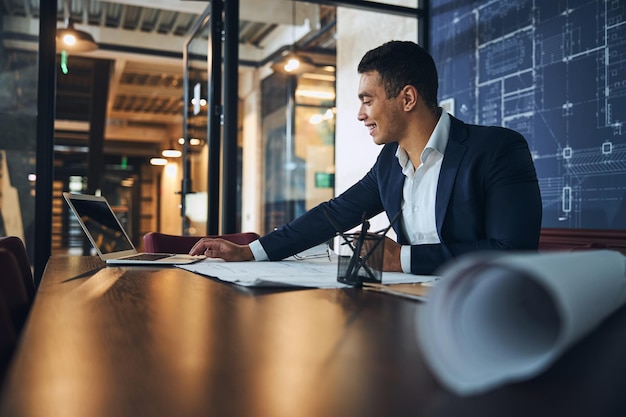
[431, 0, 626, 229]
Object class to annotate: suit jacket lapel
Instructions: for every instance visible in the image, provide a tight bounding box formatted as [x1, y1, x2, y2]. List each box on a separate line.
[388, 169, 404, 239]
[385, 145, 405, 240]
[436, 117, 468, 236]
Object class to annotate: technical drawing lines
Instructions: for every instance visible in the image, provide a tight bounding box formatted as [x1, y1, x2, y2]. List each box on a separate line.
[560, 142, 626, 177]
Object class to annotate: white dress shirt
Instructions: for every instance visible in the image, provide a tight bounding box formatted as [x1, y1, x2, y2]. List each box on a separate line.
[398, 110, 450, 272]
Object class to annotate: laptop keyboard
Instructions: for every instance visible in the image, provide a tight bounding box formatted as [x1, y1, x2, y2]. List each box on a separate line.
[121, 253, 173, 261]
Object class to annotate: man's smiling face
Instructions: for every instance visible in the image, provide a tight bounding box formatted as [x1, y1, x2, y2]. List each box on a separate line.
[357, 71, 407, 146]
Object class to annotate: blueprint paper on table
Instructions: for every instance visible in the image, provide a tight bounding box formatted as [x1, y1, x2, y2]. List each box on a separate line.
[417, 250, 626, 396]
[177, 256, 434, 288]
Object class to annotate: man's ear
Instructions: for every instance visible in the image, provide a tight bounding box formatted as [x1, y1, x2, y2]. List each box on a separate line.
[401, 85, 418, 111]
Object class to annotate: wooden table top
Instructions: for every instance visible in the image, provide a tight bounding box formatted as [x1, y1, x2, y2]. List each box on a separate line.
[1, 255, 625, 417]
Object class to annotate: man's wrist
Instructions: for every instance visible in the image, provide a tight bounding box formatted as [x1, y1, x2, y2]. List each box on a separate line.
[240, 245, 255, 261]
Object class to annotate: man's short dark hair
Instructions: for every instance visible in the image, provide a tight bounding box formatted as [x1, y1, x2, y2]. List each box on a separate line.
[358, 41, 439, 112]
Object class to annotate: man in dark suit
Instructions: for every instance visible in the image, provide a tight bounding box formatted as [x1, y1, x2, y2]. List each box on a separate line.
[190, 41, 542, 275]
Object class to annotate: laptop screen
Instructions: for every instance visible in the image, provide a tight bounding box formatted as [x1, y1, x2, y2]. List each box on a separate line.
[67, 196, 135, 254]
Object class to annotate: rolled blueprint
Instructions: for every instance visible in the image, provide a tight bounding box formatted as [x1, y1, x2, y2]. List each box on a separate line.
[417, 250, 626, 396]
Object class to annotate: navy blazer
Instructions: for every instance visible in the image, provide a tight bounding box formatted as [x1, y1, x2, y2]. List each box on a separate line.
[259, 115, 543, 274]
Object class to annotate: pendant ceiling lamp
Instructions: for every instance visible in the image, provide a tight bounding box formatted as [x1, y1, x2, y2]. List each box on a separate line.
[271, 1, 316, 75]
[56, 0, 98, 53]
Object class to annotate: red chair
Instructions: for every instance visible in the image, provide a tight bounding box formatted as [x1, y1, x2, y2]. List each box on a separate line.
[0, 236, 35, 303]
[143, 232, 260, 254]
[0, 290, 17, 376]
[0, 237, 35, 377]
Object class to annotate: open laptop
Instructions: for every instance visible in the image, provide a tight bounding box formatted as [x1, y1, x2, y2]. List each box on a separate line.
[63, 192, 204, 265]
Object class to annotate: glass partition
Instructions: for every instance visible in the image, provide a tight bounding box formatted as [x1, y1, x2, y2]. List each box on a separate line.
[261, 67, 336, 232]
[0, 9, 39, 263]
[183, 12, 211, 236]
[257, 1, 423, 234]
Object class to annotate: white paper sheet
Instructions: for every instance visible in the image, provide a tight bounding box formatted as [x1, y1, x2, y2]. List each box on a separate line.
[177, 255, 434, 288]
[417, 250, 626, 396]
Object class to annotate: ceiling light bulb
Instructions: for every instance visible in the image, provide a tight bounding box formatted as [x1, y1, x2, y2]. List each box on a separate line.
[162, 149, 182, 158]
[272, 53, 316, 75]
[150, 157, 168, 166]
[56, 28, 98, 52]
[62, 33, 77, 46]
[285, 58, 301, 72]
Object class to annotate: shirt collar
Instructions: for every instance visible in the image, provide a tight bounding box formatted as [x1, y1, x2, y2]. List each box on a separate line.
[396, 108, 451, 169]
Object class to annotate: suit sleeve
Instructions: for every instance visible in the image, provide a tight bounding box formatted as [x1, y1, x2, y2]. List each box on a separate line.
[409, 131, 542, 275]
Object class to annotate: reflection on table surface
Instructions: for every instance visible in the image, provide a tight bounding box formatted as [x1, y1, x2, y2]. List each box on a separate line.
[0, 255, 625, 417]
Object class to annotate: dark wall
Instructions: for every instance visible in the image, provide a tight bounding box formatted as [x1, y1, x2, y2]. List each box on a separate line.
[430, 0, 626, 230]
